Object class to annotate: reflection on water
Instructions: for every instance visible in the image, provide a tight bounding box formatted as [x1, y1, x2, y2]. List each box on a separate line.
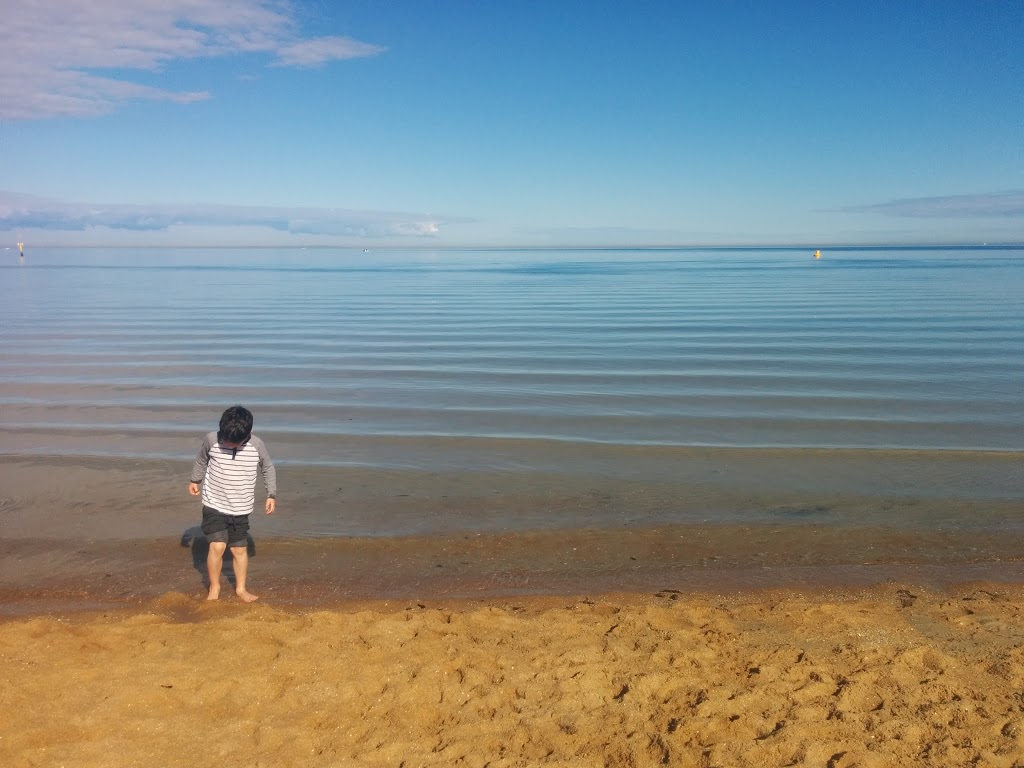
[2, 246, 1023, 552]
[1, 246, 1022, 459]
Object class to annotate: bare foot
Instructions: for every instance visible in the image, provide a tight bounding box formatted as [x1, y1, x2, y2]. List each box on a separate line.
[206, 585, 220, 601]
[236, 589, 259, 603]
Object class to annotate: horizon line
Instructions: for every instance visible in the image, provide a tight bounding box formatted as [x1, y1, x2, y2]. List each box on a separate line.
[6, 241, 1024, 251]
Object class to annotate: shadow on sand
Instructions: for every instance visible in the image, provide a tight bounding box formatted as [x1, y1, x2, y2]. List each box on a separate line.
[180, 526, 256, 590]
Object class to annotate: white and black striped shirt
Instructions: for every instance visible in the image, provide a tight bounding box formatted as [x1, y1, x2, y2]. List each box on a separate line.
[191, 432, 277, 516]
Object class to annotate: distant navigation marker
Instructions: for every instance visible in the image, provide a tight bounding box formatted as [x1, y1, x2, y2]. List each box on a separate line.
[813, 249, 821, 259]
[17, 242, 24, 265]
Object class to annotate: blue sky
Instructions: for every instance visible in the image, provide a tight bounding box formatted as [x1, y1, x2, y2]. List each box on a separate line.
[1, 0, 1021, 247]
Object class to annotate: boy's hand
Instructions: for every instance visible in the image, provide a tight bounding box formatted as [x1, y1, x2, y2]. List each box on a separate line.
[266, 498, 276, 515]
[188, 482, 200, 496]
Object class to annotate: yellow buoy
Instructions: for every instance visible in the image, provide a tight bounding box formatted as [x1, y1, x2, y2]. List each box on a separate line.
[813, 249, 821, 259]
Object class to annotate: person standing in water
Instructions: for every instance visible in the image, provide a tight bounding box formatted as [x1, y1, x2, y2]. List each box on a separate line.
[188, 405, 277, 601]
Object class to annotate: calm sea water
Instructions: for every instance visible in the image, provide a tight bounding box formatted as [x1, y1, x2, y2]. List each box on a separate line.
[1, 246, 1022, 463]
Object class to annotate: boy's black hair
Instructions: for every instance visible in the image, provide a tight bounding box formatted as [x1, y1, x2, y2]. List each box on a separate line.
[218, 405, 253, 444]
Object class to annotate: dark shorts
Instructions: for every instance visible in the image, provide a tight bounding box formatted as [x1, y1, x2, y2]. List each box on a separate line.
[201, 506, 250, 547]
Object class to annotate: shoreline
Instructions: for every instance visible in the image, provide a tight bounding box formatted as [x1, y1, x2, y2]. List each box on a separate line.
[5, 564, 1024, 621]
[3, 447, 1024, 620]
[5, 528, 1024, 617]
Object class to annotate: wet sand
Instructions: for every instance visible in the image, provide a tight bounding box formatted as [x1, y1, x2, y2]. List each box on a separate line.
[3, 449, 1024, 610]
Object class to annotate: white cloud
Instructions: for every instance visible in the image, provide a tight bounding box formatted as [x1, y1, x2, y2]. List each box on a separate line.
[0, 191, 460, 240]
[836, 191, 1024, 218]
[0, 0, 385, 120]
[529, 225, 689, 240]
[273, 36, 385, 68]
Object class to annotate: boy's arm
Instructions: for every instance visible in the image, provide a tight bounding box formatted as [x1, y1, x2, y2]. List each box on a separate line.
[188, 433, 214, 494]
[256, 437, 277, 514]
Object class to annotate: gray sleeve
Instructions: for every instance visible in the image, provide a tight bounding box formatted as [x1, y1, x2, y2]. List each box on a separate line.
[189, 432, 216, 483]
[254, 436, 277, 498]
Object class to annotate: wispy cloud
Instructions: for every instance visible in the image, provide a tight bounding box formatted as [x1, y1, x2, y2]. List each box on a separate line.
[0, 191, 458, 239]
[1, 0, 385, 120]
[273, 36, 384, 68]
[527, 225, 707, 242]
[836, 191, 1024, 218]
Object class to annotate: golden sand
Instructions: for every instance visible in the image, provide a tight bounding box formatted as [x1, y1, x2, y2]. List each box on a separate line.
[4, 584, 1024, 767]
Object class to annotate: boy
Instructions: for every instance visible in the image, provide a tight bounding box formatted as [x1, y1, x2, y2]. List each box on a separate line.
[188, 405, 277, 601]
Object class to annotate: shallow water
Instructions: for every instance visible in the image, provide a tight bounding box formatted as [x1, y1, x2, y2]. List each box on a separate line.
[2, 247, 1022, 453]
[1, 247, 1022, 592]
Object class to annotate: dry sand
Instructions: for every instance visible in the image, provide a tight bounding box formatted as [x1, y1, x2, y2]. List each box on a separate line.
[5, 584, 1024, 767]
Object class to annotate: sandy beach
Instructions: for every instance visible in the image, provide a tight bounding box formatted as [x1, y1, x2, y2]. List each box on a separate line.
[4, 450, 1024, 766]
[4, 584, 1024, 766]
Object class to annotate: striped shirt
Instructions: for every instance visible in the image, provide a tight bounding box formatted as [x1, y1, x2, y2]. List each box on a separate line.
[190, 432, 277, 516]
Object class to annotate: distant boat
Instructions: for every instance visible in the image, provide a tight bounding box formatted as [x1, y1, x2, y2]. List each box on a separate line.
[813, 249, 821, 259]
[17, 242, 24, 265]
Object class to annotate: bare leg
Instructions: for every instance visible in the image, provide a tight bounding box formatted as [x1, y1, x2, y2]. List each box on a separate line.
[206, 541, 227, 600]
[230, 545, 258, 602]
